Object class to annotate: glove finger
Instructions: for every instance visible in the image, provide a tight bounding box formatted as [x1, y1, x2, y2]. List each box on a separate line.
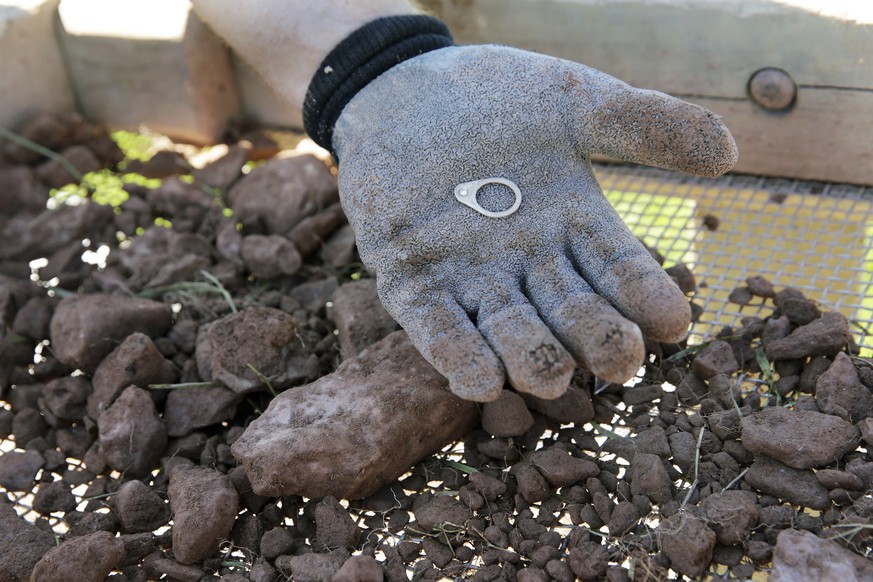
[568, 64, 738, 177]
[378, 283, 505, 402]
[525, 256, 645, 384]
[563, 194, 692, 343]
[473, 276, 575, 400]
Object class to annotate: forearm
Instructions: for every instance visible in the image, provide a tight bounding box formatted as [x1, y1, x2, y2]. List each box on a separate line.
[190, 0, 420, 113]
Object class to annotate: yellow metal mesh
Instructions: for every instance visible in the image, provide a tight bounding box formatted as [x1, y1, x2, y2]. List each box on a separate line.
[596, 163, 873, 357]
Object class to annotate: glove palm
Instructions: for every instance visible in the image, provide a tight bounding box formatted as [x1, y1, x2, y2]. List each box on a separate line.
[334, 45, 737, 401]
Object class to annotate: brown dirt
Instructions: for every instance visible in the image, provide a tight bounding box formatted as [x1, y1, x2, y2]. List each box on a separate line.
[1, 112, 872, 581]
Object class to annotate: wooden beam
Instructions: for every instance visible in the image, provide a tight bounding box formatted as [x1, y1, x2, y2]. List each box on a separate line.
[422, 0, 873, 185]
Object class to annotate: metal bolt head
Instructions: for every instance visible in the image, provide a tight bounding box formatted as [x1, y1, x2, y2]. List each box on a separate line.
[748, 67, 797, 111]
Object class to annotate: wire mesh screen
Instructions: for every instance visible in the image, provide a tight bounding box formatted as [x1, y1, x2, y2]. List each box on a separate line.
[595, 163, 873, 357]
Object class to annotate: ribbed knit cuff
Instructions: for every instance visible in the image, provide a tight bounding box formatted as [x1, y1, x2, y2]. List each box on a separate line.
[303, 15, 454, 157]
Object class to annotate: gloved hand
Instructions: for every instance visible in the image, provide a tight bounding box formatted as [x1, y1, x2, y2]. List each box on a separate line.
[333, 45, 737, 402]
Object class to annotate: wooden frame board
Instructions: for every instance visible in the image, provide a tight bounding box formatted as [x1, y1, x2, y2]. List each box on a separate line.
[421, 0, 873, 185]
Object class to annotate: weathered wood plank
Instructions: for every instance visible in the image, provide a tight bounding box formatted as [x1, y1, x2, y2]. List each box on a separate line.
[691, 89, 873, 183]
[57, 0, 240, 144]
[422, 0, 873, 184]
[0, 0, 75, 131]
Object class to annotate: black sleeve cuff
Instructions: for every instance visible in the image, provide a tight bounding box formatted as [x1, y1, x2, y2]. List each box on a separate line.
[302, 15, 454, 157]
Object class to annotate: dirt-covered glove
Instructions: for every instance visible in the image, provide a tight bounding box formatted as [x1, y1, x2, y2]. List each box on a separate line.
[304, 16, 737, 402]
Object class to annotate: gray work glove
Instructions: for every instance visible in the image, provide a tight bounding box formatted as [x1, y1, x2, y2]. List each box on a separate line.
[333, 45, 737, 402]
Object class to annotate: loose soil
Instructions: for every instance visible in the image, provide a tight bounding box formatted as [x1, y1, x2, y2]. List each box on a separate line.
[1, 113, 872, 581]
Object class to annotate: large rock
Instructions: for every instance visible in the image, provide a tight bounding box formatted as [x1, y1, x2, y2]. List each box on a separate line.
[88, 332, 177, 420]
[771, 529, 873, 582]
[97, 385, 167, 477]
[168, 466, 239, 564]
[740, 407, 860, 469]
[30, 531, 125, 582]
[50, 294, 173, 373]
[0, 502, 56, 581]
[227, 154, 338, 236]
[329, 279, 398, 361]
[815, 352, 871, 422]
[195, 306, 319, 394]
[231, 330, 479, 499]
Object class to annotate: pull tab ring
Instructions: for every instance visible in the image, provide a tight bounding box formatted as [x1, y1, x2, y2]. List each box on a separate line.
[454, 178, 522, 218]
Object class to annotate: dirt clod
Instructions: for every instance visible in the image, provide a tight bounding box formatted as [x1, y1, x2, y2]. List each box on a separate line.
[0, 450, 44, 490]
[330, 278, 399, 361]
[260, 526, 296, 561]
[241, 233, 303, 278]
[315, 496, 360, 551]
[630, 453, 672, 504]
[529, 447, 598, 487]
[745, 455, 830, 510]
[97, 386, 167, 477]
[568, 542, 608, 580]
[521, 385, 595, 424]
[741, 406, 860, 468]
[163, 385, 241, 437]
[658, 512, 717, 579]
[700, 490, 759, 545]
[0, 503, 56, 579]
[114, 480, 171, 534]
[481, 390, 534, 437]
[168, 466, 239, 564]
[607, 500, 641, 537]
[414, 494, 472, 532]
[815, 352, 872, 422]
[771, 529, 873, 581]
[33, 480, 77, 515]
[333, 554, 384, 582]
[275, 552, 346, 582]
[746, 275, 775, 298]
[691, 340, 739, 379]
[88, 332, 177, 420]
[30, 530, 125, 582]
[50, 294, 173, 373]
[765, 311, 849, 360]
[195, 306, 319, 394]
